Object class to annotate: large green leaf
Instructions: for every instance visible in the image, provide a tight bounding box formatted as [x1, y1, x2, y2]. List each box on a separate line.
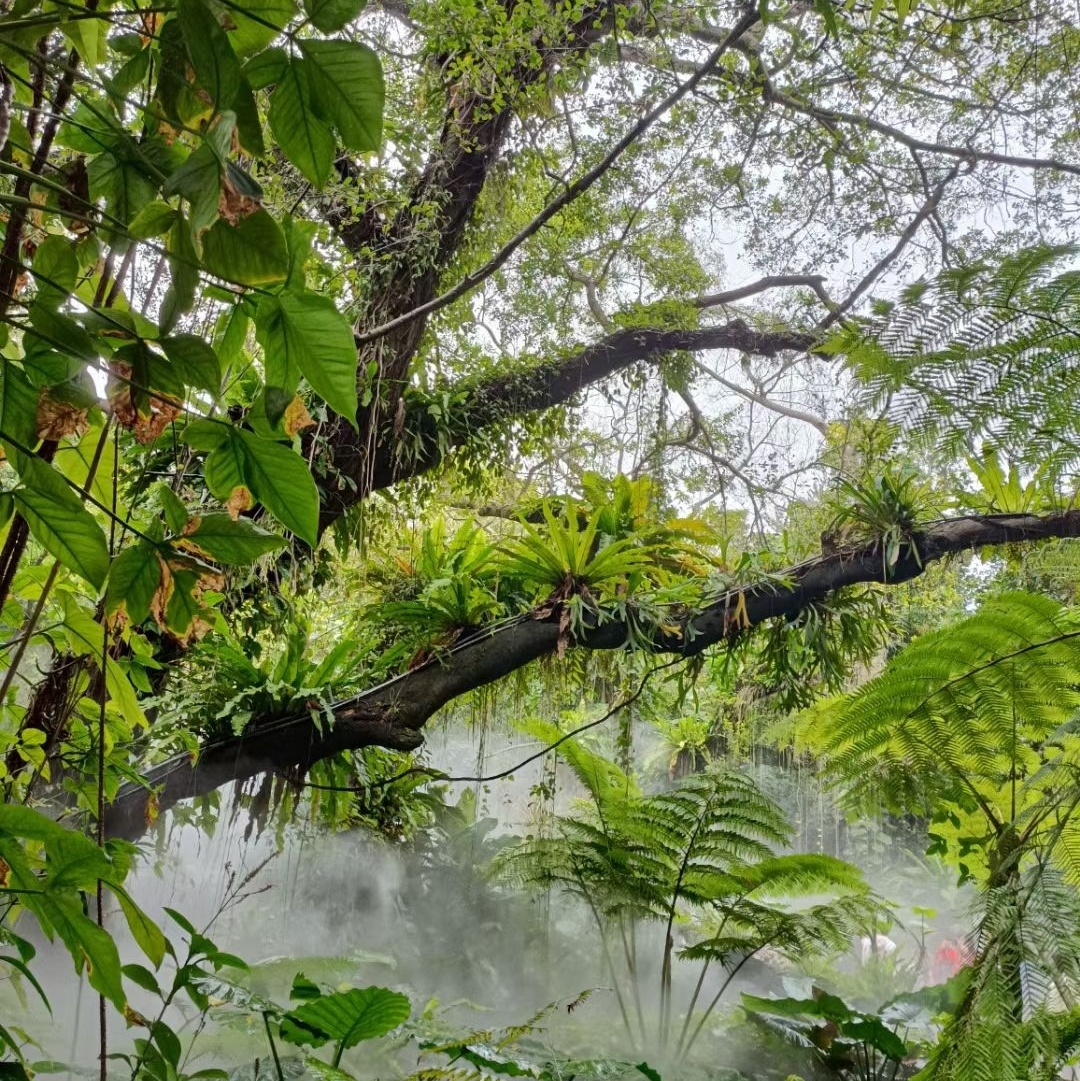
[106, 541, 163, 624]
[303, 0, 365, 33]
[108, 885, 167, 969]
[840, 1017, 907, 1060]
[27, 304, 96, 363]
[269, 61, 334, 188]
[740, 992, 852, 1024]
[177, 513, 287, 564]
[54, 423, 117, 517]
[36, 891, 127, 1011]
[256, 293, 358, 423]
[31, 235, 78, 309]
[299, 40, 383, 152]
[127, 200, 179, 240]
[233, 75, 266, 156]
[60, 14, 104, 66]
[280, 986, 410, 1051]
[161, 215, 200, 335]
[58, 592, 148, 730]
[244, 46, 288, 89]
[164, 142, 222, 237]
[0, 363, 42, 448]
[0, 803, 84, 843]
[9, 451, 110, 589]
[161, 334, 223, 394]
[179, 0, 243, 110]
[201, 210, 289, 286]
[223, 0, 296, 56]
[203, 429, 319, 544]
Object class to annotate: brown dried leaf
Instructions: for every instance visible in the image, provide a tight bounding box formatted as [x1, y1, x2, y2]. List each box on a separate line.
[123, 1005, 151, 1027]
[283, 395, 315, 436]
[225, 485, 254, 520]
[218, 174, 260, 224]
[109, 362, 182, 443]
[36, 387, 90, 441]
[148, 554, 174, 629]
[133, 400, 181, 444]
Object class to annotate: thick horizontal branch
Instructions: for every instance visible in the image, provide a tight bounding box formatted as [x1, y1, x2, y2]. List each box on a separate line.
[104, 508, 1080, 840]
[462, 319, 815, 424]
[320, 318, 817, 527]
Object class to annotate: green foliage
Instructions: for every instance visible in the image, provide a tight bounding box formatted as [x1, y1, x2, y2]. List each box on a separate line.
[0, 0, 1075, 1070]
[114, 906, 250, 1081]
[958, 445, 1056, 516]
[496, 736, 878, 1061]
[818, 591, 1080, 1078]
[0, 804, 165, 1019]
[374, 517, 504, 652]
[499, 499, 656, 593]
[151, 615, 369, 742]
[825, 464, 938, 573]
[831, 245, 1080, 475]
[414, 996, 666, 1081]
[279, 982, 410, 1067]
[740, 989, 908, 1080]
[821, 591, 1080, 853]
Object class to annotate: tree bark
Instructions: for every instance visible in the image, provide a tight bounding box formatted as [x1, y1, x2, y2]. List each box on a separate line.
[103, 508, 1080, 839]
[320, 318, 816, 530]
[317, 0, 657, 523]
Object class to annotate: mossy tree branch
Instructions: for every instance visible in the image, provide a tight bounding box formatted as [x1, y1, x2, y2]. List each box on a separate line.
[105, 508, 1080, 839]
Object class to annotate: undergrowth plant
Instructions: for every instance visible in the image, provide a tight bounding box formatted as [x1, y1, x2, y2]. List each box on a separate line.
[494, 732, 879, 1066]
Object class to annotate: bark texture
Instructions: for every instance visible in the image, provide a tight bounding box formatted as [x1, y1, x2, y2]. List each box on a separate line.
[103, 508, 1080, 839]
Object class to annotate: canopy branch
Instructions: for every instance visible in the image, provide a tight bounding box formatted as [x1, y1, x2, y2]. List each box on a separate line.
[317, 318, 818, 528]
[104, 508, 1080, 840]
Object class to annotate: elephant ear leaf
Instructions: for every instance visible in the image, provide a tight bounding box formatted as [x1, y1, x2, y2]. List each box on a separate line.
[278, 986, 410, 1052]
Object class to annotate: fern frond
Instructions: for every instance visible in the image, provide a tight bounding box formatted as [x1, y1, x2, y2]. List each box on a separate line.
[837, 244, 1080, 470]
[824, 592, 1080, 831]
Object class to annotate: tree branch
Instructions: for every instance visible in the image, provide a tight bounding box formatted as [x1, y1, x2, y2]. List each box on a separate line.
[322, 318, 817, 526]
[764, 83, 1080, 179]
[690, 358, 829, 435]
[353, 5, 761, 349]
[104, 509, 1080, 840]
[692, 274, 834, 312]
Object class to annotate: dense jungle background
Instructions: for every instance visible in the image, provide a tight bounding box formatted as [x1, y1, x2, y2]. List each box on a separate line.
[1, 0, 1080, 1075]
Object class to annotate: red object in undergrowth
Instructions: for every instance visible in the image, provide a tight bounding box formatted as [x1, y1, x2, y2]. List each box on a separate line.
[930, 938, 970, 982]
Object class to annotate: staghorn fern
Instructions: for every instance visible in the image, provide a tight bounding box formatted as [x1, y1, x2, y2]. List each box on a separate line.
[830, 244, 1080, 470]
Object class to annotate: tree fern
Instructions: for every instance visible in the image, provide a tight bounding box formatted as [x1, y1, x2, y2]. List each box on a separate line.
[494, 739, 877, 1061]
[823, 592, 1080, 839]
[831, 244, 1080, 470]
[818, 591, 1080, 1079]
[919, 867, 1080, 1081]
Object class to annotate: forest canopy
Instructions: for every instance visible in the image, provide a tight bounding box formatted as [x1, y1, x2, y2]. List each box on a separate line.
[1, 0, 1080, 1074]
